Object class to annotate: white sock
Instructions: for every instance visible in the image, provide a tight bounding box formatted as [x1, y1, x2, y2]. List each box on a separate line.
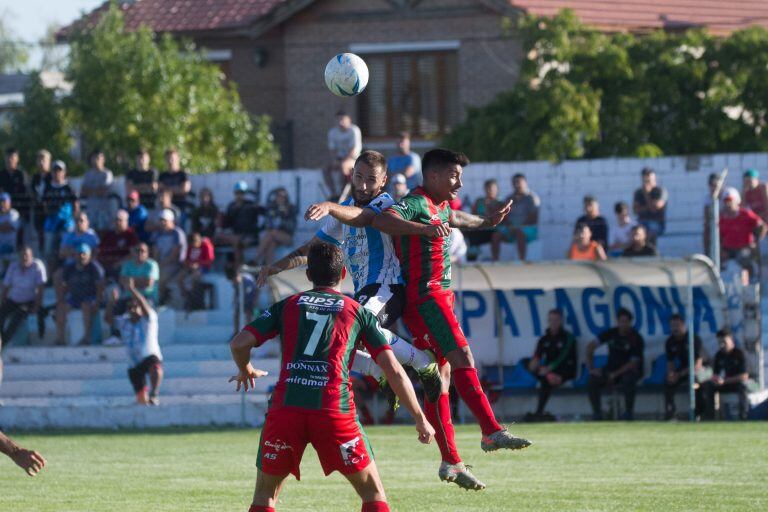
[389, 333, 432, 370]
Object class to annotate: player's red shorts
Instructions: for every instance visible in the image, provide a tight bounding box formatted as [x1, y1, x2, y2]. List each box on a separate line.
[402, 290, 469, 366]
[257, 407, 374, 480]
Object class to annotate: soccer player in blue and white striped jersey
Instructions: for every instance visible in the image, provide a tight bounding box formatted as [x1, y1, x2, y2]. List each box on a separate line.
[257, 151, 441, 401]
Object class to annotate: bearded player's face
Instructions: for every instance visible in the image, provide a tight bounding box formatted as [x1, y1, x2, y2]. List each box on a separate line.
[351, 162, 386, 205]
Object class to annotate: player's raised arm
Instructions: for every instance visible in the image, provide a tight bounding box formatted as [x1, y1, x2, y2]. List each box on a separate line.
[305, 201, 375, 228]
[449, 200, 512, 230]
[372, 209, 450, 238]
[256, 237, 320, 287]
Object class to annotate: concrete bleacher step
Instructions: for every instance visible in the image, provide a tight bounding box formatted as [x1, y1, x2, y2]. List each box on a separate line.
[0, 393, 270, 429]
[3, 342, 277, 365]
[3, 359, 247, 381]
[171, 325, 237, 345]
[0, 370, 279, 399]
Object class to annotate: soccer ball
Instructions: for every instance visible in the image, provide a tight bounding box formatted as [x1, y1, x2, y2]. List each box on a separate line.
[324, 53, 369, 97]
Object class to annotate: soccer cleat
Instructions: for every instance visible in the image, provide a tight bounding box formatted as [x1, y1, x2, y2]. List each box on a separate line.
[438, 461, 486, 491]
[148, 391, 160, 406]
[481, 428, 532, 452]
[377, 377, 400, 413]
[416, 362, 442, 403]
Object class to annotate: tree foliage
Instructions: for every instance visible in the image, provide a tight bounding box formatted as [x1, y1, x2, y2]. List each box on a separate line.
[0, 17, 28, 73]
[444, 9, 768, 161]
[5, 73, 72, 170]
[65, 3, 279, 172]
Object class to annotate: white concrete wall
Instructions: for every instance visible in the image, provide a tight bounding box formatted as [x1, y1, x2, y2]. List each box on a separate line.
[77, 152, 768, 260]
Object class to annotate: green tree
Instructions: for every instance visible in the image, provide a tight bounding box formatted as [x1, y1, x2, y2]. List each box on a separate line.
[65, 3, 279, 173]
[444, 9, 768, 161]
[0, 16, 28, 73]
[6, 72, 72, 170]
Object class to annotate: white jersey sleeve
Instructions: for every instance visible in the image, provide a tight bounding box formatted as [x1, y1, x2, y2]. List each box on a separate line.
[315, 200, 347, 246]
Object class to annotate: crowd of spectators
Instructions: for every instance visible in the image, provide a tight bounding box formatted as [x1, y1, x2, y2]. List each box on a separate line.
[0, 145, 298, 352]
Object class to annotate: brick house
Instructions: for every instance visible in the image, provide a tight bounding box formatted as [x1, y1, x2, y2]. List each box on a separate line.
[61, 0, 768, 169]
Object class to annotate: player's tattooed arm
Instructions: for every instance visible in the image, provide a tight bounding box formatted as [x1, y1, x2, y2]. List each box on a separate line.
[305, 201, 375, 227]
[372, 211, 451, 237]
[450, 200, 513, 230]
[256, 237, 318, 287]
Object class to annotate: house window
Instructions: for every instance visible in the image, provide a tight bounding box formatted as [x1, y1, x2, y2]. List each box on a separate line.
[358, 52, 459, 139]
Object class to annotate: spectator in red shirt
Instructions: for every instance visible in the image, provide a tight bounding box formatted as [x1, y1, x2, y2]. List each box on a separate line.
[720, 187, 767, 276]
[177, 231, 214, 307]
[742, 168, 768, 223]
[98, 210, 139, 281]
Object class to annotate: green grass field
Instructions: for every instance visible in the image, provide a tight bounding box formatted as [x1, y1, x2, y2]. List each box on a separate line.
[2, 423, 766, 511]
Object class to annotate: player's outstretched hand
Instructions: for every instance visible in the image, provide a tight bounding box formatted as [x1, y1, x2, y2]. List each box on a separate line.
[256, 265, 277, 288]
[228, 364, 269, 392]
[422, 222, 452, 238]
[305, 202, 332, 222]
[415, 416, 436, 445]
[486, 199, 513, 227]
[11, 448, 46, 476]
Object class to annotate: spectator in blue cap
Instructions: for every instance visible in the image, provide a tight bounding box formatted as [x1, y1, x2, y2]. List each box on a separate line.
[742, 168, 768, 224]
[55, 242, 104, 345]
[0, 192, 20, 271]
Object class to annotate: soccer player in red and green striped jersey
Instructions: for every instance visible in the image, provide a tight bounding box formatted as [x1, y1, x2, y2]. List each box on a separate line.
[371, 148, 532, 489]
[229, 242, 434, 512]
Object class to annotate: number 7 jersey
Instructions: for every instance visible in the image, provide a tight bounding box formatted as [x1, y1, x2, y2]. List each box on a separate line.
[244, 287, 392, 414]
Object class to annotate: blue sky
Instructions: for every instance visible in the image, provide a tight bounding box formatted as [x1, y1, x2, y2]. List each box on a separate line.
[1, 0, 104, 68]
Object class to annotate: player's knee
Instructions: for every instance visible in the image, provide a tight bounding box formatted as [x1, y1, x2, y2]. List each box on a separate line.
[447, 346, 474, 369]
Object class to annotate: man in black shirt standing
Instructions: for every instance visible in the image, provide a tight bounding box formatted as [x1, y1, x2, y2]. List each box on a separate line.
[126, 149, 158, 210]
[576, 195, 608, 249]
[701, 329, 749, 420]
[525, 309, 577, 419]
[0, 147, 32, 230]
[586, 308, 645, 420]
[663, 313, 703, 420]
[158, 148, 191, 210]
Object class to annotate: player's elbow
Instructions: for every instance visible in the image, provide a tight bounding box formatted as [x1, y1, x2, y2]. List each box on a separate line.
[230, 330, 254, 351]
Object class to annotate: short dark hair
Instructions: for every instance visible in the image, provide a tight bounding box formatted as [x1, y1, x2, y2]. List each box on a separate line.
[398, 131, 410, 139]
[574, 222, 589, 234]
[355, 150, 387, 176]
[708, 173, 719, 186]
[18, 244, 33, 255]
[484, 178, 497, 188]
[548, 308, 563, 317]
[307, 242, 345, 287]
[88, 149, 103, 161]
[583, 195, 597, 205]
[641, 167, 655, 176]
[422, 148, 469, 175]
[716, 328, 732, 338]
[335, 110, 348, 117]
[670, 312, 684, 322]
[137, 148, 149, 156]
[614, 201, 628, 214]
[617, 307, 634, 320]
[630, 224, 646, 235]
[5, 147, 18, 156]
[512, 173, 526, 181]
